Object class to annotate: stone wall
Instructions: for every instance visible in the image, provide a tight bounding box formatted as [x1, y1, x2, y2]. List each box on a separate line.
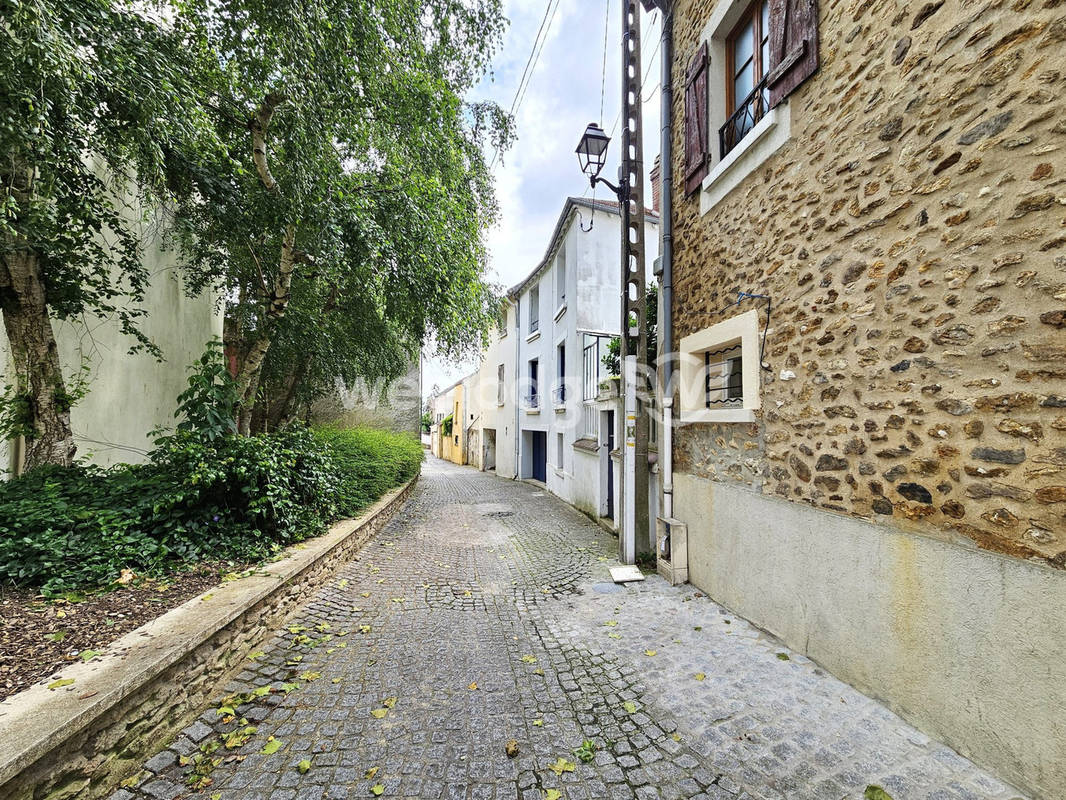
[670, 0, 1066, 568]
[0, 476, 417, 800]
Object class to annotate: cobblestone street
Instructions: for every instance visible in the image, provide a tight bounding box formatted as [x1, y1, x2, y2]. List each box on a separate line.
[116, 458, 1025, 800]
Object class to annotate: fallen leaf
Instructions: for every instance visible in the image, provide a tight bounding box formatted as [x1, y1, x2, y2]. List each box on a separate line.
[603, 620, 618, 627]
[48, 678, 74, 690]
[545, 790, 562, 800]
[521, 655, 537, 664]
[361, 592, 371, 598]
[382, 696, 397, 708]
[45, 630, 67, 643]
[467, 682, 478, 690]
[297, 759, 312, 774]
[332, 678, 342, 684]
[79, 649, 99, 662]
[532, 719, 543, 727]
[337, 579, 348, 588]
[694, 673, 706, 681]
[261, 738, 283, 755]
[247, 651, 266, 660]
[364, 766, 379, 779]
[505, 739, 519, 757]
[299, 671, 321, 681]
[864, 788, 894, 800]
[623, 701, 638, 713]
[776, 653, 790, 661]
[370, 708, 388, 719]
[548, 757, 575, 776]
[360, 625, 372, 634]
[116, 568, 136, 585]
[643, 649, 657, 657]
[371, 784, 384, 796]
[607, 633, 621, 639]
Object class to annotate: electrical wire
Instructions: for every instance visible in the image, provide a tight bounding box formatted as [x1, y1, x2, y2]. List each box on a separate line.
[599, 0, 612, 125]
[489, 0, 562, 169]
[608, 10, 660, 139]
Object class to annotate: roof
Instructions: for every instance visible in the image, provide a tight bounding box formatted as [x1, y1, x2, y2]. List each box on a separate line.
[506, 196, 660, 299]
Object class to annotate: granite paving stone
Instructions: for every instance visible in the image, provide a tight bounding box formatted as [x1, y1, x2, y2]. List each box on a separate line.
[117, 457, 1027, 800]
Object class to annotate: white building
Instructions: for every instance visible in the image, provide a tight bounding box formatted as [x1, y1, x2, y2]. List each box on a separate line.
[467, 303, 518, 479]
[508, 197, 658, 536]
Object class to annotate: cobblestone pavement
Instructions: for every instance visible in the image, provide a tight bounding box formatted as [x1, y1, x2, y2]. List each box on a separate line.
[116, 457, 1026, 800]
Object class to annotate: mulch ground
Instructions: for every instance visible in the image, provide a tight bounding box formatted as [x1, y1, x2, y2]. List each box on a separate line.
[0, 566, 228, 701]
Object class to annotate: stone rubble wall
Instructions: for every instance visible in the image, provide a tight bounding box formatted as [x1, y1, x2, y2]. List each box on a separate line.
[670, 0, 1066, 567]
[0, 476, 417, 800]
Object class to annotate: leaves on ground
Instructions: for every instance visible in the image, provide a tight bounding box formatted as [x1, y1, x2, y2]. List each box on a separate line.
[467, 681, 478, 690]
[549, 757, 575, 776]
[337, 579, 348, 588]
[45, 631, 67, 643]
[79, 649, 99, 661]
[260, 737, 283, 755]
[623, 701, 638, 713]
[643, 649, 657, 657]
[694, 673, 706, 681]
[776, 653, 790, 661]
[505, 738, 519, 757]
[371, 784, 385, 796]
[521, 655, 537, 664]
[864, 787, 894, 800]
[383, 696, 398, 708]
[359, 625, 372, 634]
[47, 678, 74, 690]
[247, 651, 266, 660]
[370, 708, 388, 719]
[603, 620, 618, 627]
[607, 633, 621, 639]
[299, 671, 321, 681]
[297, 759, 312, 774]
[364, 766, 379, 779]
[532, 719, 543, 727]
[544, 790, 562, 800]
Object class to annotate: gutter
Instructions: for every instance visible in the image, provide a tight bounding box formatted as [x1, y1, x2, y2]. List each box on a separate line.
[513, 295, 521, 480]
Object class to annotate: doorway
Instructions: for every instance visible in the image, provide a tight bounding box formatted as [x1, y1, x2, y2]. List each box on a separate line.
[530, 430, 547, 482]
[483, 428, 497, 471]
[601, 410, 615, 519]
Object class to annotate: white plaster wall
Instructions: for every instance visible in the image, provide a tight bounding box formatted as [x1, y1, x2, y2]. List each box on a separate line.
[674, 471, 1066, 799]
[0, 206, 222, 471]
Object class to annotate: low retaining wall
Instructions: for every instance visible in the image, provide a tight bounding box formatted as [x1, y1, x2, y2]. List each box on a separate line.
[0, 473, 418, 800]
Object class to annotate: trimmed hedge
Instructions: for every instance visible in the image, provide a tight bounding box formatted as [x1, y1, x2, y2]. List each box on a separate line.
[0, 426, 421, 596]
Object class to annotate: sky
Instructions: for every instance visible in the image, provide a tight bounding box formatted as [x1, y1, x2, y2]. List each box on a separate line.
[421, 0, 663, 398]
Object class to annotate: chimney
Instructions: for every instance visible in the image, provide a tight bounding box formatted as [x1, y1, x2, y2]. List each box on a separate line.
[649, 155, 662, 215]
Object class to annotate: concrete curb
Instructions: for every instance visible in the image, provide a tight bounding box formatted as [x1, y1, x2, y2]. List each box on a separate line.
[0, 472, 418, 800]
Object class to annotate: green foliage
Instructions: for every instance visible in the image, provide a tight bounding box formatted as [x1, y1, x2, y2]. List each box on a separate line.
[0, 0, 217, 349]
[0, 426, 420, 596]
[602, 285, 658, 378]
[314, 428, 422, 518]
[441, 414, 454, 437]
[173, 341, 239, 441]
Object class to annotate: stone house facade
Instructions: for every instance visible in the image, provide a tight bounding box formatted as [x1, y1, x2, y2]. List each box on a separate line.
[659, 0, 1065, 796]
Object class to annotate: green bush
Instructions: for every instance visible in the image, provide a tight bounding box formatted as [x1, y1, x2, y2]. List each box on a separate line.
[0, 425, 420, 597]
[314, 427, 422, 518]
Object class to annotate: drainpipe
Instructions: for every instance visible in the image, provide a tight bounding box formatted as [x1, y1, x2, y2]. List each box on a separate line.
[659, 3, 675, 520]
[513, 296, 521, 480]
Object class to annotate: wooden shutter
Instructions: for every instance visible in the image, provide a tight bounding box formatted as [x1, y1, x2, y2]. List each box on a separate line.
[684, 42, 709, 196]
[767, 0, 819, 108]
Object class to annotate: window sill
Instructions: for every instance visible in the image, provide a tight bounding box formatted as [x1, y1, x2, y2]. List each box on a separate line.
[553, 405, 566, 414]
[680, 408, 756, 424]
[701, 103, 789, 215]
[525, 407, 541, 416]
[526, 330, 541, 343]
[554, 303, 567, 321]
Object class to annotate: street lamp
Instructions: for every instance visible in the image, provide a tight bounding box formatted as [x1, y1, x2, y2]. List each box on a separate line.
[575, 122, 626, 199]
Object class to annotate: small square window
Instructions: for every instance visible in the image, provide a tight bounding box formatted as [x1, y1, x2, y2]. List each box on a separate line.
[679, 309, 761, 423]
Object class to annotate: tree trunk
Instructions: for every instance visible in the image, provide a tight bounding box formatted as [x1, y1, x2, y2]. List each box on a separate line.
[0, 250, 77, 470]
[0, 162, 76, 470]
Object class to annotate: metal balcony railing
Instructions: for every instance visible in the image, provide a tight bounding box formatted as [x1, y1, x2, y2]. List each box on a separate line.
[552, 386, 566, 406]
[529, 317, 539, 334]
[719, 78, 768, 159]
[524, 390, 540, 409]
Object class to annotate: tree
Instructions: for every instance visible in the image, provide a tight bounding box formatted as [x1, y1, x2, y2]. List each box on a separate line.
[173, 0, 512, 433]
[0, 0, 216, 468]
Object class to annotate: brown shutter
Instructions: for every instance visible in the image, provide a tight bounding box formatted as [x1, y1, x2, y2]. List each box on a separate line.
[767, 0, 819, 108]
[684, 42, 709, 196]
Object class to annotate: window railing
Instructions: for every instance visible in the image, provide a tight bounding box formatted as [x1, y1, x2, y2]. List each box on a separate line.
[524, 390, 540, 409]
[719, 78, 768, 159]
[552, 386, 566, 406]
[529, 317, 539, 334]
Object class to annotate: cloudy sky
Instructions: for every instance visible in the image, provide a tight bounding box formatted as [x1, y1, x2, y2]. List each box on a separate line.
[422, 0, 662, 396]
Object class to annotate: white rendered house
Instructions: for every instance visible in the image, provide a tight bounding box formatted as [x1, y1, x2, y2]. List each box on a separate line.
[509, 197, 658, 531]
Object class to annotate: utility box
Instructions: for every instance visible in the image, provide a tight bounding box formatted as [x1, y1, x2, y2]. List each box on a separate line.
[656, 517, 688, 585]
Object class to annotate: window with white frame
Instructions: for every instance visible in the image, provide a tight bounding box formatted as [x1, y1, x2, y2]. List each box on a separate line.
[528, 284, 540, 334]
[557, 432, 565, 469]
[679, 309, 761, 423]
[685, 0, 818, 213]
[497, 364, 505, 405]
[556, 249, 566, 308]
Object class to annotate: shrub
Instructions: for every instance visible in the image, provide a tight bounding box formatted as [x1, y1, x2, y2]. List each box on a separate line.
[313, 427, 422, 518]
[0, 425, 420, 597]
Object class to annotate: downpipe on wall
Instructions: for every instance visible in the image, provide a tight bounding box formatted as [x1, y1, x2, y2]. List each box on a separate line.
[658, 2, 675, 521]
